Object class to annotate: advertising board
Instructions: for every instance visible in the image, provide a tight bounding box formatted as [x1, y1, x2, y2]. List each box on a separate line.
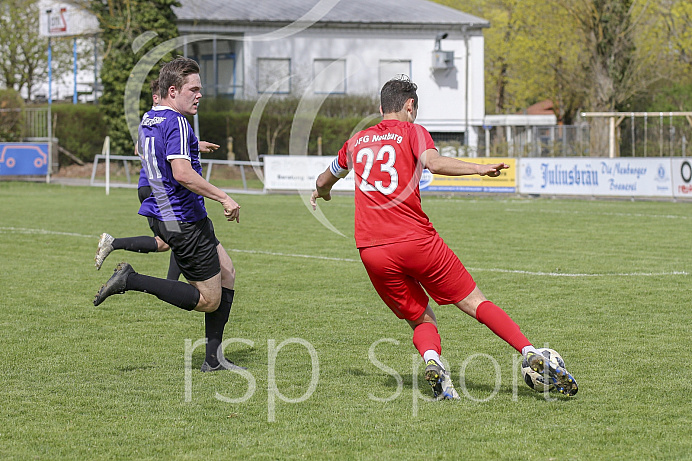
[421, 157, 516, 193]
[519, 158, 673, 197]
[671, 158, 692, 198]
[0, 143, 49, 176]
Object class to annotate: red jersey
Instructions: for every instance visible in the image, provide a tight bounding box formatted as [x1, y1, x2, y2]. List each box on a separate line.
[331, 119, 437, 248]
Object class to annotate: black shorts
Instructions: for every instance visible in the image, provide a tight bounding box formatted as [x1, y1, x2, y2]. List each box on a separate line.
[138, 185, 152, 204]
[138, 186, 156, 237]
[149, 217, 221, 282]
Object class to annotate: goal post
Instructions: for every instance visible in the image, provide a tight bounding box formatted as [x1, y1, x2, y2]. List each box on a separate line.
[581, 112, 692, 158]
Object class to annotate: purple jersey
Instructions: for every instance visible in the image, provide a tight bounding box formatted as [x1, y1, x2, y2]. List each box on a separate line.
[137, 106, 206, 222]
[137, 111, 150, 190]
[137, 164, 149, 189]
[137, 107, 157, 190]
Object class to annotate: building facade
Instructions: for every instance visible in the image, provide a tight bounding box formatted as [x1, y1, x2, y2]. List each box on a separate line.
[174, 0, 489, 151]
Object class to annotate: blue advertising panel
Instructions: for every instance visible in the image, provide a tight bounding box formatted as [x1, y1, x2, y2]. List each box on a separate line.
[0, 143, 49, 176]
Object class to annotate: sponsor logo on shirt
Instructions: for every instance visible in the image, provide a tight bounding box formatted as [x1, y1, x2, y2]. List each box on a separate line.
[141, 116, 166, 126]
[354, 132, 403, 147]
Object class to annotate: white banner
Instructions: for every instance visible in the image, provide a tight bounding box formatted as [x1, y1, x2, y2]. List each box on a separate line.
[519, 158, 673, 197]
[39, 2, 99, 37]
[263, 156, 355, 191]
[672, 158, 692, 198]
[263, 155, 683, 198]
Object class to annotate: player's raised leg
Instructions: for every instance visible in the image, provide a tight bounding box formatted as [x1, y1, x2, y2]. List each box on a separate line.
[93, 262, 200, 310]
[93, 257, 244, 373]
[455, 287, 577, 395]
[94, 232, 162, 270]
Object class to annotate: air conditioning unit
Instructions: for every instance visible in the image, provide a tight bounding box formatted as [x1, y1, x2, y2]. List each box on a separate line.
[431, 50, 454, 70]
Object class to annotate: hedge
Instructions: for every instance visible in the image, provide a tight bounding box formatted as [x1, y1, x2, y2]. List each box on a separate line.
[52, 103, 109, 163]
[196, 112, 379, 161]
[0, 89, 25, 142]
[47, 98, 381, 164]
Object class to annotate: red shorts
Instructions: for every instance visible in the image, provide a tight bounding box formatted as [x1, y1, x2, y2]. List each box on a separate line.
[358, 234, 476, 321]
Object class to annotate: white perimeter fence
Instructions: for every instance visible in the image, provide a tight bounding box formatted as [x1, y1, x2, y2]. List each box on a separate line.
[91, 151, 263, 195]
[91, 151, 692, 200]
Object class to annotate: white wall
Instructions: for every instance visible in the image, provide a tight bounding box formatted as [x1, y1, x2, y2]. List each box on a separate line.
[241, 26, 485, 135]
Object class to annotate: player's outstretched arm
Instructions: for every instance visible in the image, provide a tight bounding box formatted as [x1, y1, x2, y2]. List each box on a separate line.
[422, 148, 509, 177]
[311, 168, 341, 210]
[171, 158, 240, 222]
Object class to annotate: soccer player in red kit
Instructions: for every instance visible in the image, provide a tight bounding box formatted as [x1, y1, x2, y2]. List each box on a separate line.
[311, 76, 577, 399]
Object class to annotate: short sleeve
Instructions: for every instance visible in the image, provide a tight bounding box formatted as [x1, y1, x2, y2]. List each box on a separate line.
[165, 116, 192, 162]
[408, 124, 437, 160]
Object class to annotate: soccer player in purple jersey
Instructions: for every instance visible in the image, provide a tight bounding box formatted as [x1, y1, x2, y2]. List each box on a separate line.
[93, 57, 242, 372]
[94, 79, 220, 281]
[94, 79, 181, 280]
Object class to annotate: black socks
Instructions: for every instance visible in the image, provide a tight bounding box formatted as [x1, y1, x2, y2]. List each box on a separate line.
[125, 272, 200, 311]
[112, 236, 158, 253]
[205, 288, 234, 368]
[120, 269, 233, 367]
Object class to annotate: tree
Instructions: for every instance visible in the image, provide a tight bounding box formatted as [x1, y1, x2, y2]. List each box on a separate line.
[0, 0, 77, 100]
[657, 0, 692, 68]
[88, 0, 179, 154]
[433, 0, 517, 113]
[482, 0, 520, 114]
[433, 0, 685, 123]
[551, 0, 656, 112]
[434, 0, 587, 122]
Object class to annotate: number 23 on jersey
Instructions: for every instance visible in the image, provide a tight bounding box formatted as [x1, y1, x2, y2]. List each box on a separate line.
[356, 144, 399, 195]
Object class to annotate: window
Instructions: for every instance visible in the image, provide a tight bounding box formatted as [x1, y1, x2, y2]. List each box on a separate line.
[187, 39, 237, 98]
[313, 59, 346, 94]
[257, 58, 291, 94]
[198, 53, 236, 97]
[217, 53, 237, 96]
[378, 60, 412, 89]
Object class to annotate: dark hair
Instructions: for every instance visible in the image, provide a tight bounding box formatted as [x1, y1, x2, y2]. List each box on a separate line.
[380, 75, 418, 114]
[150, 78, 159, 96]
[158, 57, 200, 99]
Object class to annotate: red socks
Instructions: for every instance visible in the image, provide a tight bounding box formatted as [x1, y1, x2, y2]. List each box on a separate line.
[413, 322, 441, 356]
[475, 301, 531, 353]
[412, 302, 532, 357]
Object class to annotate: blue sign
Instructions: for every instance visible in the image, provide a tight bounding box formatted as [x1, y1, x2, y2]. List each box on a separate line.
[0, 143, 49, 176]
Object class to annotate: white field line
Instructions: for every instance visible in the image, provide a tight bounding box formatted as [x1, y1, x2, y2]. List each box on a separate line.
[1, 227, 688, 277]
[504, 208, 691, 220]
[0, 226, 95, 238]
[228, 248, 359, 263]
[465, 267, 689, 277]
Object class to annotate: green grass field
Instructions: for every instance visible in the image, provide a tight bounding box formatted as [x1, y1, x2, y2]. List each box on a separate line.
[1, 181, 691, 460]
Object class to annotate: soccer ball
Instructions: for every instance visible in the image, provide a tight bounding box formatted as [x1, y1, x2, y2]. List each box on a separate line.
[521, 348, 565, 392]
